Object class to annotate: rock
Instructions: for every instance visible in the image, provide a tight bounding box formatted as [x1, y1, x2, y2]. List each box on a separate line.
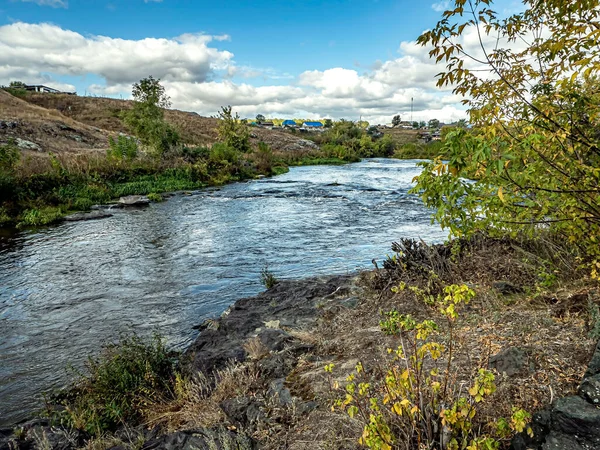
[220, 398, 265, 428]
[550, 395, 600, 443]
[65, 210, 113, 222]
[118, 195, 150, 207]
[490, 347, 533, 377]
[493, 280, 523, 295]
[579, 374, 600, 405]
[541, 433, 589, 450]
[14, 138, 42, 152]
[0, 120, 18, 130]
[185, 274, 357, 375]
[141, 427, 255, 450]
[268, 378, 293, 406]
[584, 339, 600, 378]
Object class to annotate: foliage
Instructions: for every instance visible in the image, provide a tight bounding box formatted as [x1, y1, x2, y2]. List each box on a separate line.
[17, 206, 65, 228]
[330, 283, 532, 449]
[47, 334, 176, 435]
[428, 119, 440, 129]
[217, 106, 251, 153]
[256, 114, 266, 123]
[394, 141, 446, 160]
[260, 264, 278, 289]
[392, 115, 402, 127]
[413, 0, 600, 276]
[0, 139, 20, 202]
[107, 135, 138, 160]
[123, 76, 179, 156]
[147, 192, 163, 202]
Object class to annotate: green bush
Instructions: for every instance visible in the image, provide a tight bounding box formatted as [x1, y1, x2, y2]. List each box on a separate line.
[260, 264, 278, 289]
[17, 206, 65, 228]
[107, 135, 138, 160]
[147, 192, 163, 202]
[48, 334, 176, 435]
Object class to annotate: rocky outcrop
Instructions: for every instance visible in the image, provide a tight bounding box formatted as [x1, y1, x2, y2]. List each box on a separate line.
[185, 274, 357, 375]
[118, 195, 150, 207]
[513, 340, 600, 449]
[65, 211, 113, 222]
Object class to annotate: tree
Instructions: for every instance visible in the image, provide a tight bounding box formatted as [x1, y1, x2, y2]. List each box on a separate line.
[9, 81, 26, 88]
[123, 76, 179, 156]
[419, 121, 426, 128]
[456, 119, 468, 129]
[256, 114, 265, 123]
[412, 121, 419, 129]
[413, 0, 600, 275]
[392, 115, 402, 127]
[218, 106, 250, 153]
[427, 118, 440, 129]
[323, 118, 333, 128]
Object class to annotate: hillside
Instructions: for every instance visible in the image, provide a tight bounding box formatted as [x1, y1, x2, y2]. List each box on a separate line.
[8, 92, 318, 154]
[0, 90, 113, 154]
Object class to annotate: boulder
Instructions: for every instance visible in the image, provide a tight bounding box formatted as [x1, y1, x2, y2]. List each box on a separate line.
[65, 211, 113, 222]
[141, 427, 255, 450]
[551, 396, 600, 440]
[14, 138, 42, 152]
[118, 195, 150, 207]
[490, 347, 533, 377]
[493, 280, 523, 295]
[579, 374, 600, 405]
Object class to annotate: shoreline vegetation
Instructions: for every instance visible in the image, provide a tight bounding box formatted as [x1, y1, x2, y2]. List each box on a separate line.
[0, 83, 446, 230]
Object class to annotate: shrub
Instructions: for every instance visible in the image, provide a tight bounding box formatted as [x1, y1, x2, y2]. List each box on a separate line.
[17, 206, 65, 228]
[147, 192, 163, 202]
[329, 283, 532, 450]
[47, 334, 177, 435]
[217, 106, 250, 154]
[260, 264, 278, 289]
[107, 135, 138, 160]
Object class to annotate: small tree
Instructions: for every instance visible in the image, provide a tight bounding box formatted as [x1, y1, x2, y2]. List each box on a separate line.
[412, 121, 419, 129]
[428, 118, 440, 129]
[218, 106, 251, 153]
[392, 115, 402, 127]
[123, 76, 179, 156]
[255, 114, 266, 123]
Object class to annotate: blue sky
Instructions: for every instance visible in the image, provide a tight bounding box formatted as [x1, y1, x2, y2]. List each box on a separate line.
[0, 0, 523, 123]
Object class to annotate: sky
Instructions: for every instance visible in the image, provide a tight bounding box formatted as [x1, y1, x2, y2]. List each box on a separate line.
[0, 0, 524, 124]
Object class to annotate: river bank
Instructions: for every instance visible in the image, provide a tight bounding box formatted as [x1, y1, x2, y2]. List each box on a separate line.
[1, 234, 598, 449]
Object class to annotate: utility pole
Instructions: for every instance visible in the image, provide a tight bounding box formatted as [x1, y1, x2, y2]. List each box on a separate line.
[411, 97, 414, 123]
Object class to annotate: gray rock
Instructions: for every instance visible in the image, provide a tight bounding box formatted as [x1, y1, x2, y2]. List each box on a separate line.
[220, 397, 265, 428]
[493, 280, 523, 295]
[579, 374, 600, 405]
[14, 138, 42, 152]
[65, 211, 112, 222]
[490, 347, 533, 377]
[268, 378, 293, 406]
[141, 427, 255, 450]
[541, 433, 588, 450]
[118, 195, 150, 206]
[584, 339, 600, 379]
[551, 395, 600, 440]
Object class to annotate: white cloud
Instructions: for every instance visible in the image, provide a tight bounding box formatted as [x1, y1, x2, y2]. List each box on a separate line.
[14, 0, 67, 7]
[0, 21, 478, 124]
[431, 1, 449, 12]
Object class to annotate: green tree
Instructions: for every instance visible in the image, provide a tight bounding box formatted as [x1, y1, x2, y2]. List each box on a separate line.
[392, 115, 402, 127]
[323, 118, 333, 128]
[412, 121, 419, 129]
[256, 114, 266, 123]
[218, 106, 251, 153]
[428, 118, 440, 129]
[9, 81, 26, 88]
[414, 0, 600, 277]
[123, 76, 179, 156]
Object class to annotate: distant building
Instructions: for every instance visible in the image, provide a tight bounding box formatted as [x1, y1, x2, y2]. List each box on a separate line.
[282, 120, 297, 127]
[302, 121, 323, 129]
[25, 84, 75, 95]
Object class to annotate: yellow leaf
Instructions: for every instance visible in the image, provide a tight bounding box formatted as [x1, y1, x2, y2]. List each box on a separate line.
[498, 186, 505, 203]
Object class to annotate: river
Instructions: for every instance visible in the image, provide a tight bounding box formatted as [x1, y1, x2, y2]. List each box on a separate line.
[0, 158, 446, 425]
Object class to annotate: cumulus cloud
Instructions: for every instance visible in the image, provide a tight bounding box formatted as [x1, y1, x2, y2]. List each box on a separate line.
[15, 0, 67, 8]
[431, 1, 450, 12]
[0, 22, 233, 85]
[0, 21, 479, 123]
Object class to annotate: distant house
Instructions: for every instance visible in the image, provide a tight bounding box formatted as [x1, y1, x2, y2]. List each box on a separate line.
[282, 120, 297, 127]
[302, 121, 323, 129]
[25, 84, 75, 95]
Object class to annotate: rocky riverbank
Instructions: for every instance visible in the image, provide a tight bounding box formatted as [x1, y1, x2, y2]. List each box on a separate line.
[1, 237, 599, 449]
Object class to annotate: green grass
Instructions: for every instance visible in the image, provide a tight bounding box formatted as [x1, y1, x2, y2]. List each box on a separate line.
[46, 334, 177, 435]
[393, 141, 447, 160]
[288, 157, 355, 166]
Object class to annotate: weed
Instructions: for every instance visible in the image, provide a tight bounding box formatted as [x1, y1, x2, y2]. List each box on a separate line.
[147, 192, 163, 202]
[46, 333, 177, 435]
[261, 264, 279, 289]
[17, 206, 65, 228]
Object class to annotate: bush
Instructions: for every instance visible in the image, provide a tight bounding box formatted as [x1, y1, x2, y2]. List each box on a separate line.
[260, 264, 278, 289]
[107, 135, 138, 160]
[17, 206, 65, 228]
[147, 192, 163, 202]
[47, 334, 176, 435]
[329, 284, 532, 450]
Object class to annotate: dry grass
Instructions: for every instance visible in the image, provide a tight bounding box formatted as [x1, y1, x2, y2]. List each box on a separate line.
[243, 336, 271, 361]
[145, 362, 262, 433]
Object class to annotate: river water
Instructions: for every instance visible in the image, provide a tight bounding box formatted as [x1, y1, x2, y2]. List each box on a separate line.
[0, 158, 446, 425]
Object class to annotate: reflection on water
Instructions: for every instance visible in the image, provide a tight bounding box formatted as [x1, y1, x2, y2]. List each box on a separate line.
[0, 158, 446, 425]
